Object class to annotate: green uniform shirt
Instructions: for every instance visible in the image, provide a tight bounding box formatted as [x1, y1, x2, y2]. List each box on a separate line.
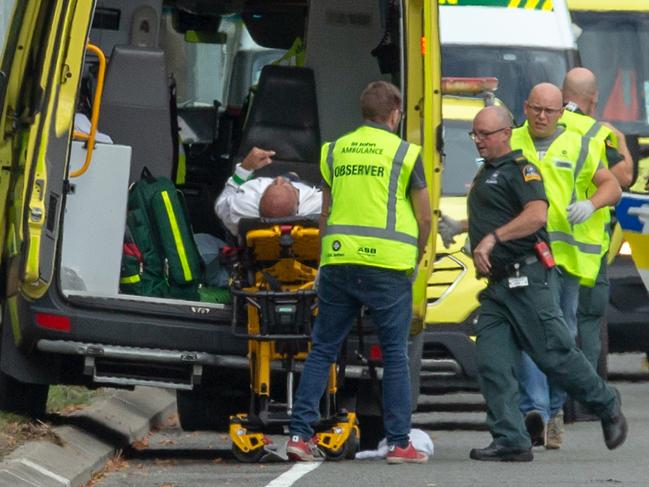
[467, 150, 549, 272]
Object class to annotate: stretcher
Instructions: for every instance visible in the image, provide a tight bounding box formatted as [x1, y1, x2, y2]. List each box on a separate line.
[227, 216, 359, 462]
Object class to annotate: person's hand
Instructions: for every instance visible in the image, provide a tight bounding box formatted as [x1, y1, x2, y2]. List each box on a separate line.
[438, 214, 463, 248]
[241, 147, 276, 171]
[473, 233, 496, 276]
[567, 200, 596, 224]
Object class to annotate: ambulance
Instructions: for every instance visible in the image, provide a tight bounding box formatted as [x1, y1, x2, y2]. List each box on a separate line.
[0, 0, 442, 448]
[423, 77, 507, 390]
[439, 0, 578, 123]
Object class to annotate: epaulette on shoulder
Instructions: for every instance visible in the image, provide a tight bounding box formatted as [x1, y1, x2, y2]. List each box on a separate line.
[513, 155, 528, 166]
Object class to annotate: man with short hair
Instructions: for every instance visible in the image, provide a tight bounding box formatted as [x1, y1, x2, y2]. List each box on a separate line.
[214, 147, 322, 236]
[511, 83, 622, 449]
[287, 80, 432, 464]
[465, 105, 626, 462]
[561, 67, 632, 378]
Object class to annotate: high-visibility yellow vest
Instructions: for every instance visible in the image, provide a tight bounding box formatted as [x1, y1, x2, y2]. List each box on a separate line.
[320, 124, 420, 271]
[560, 109, 616, 255]
[511, 124, 605, 286]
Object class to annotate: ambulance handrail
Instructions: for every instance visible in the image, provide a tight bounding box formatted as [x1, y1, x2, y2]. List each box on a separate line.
[70, 43, 106, 178]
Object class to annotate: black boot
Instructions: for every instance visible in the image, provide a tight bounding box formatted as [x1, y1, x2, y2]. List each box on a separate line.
[602, 387, 628, 450]
[469, 443, 533, 462]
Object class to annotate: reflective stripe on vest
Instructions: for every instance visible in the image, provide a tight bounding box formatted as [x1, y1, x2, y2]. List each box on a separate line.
[561, 110, 614, 257]
[511, 125, 602, 284]
[324, 140, 417, 246]
[320, 125, 420, 270]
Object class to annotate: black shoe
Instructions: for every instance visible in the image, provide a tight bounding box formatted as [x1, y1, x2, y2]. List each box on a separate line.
[469, 443, 533, 462]
[524, 411, 546, 447]
[602, 387, 628, 450]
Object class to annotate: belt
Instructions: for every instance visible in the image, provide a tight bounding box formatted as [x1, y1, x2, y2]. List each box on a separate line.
[489, 255, 539, 283]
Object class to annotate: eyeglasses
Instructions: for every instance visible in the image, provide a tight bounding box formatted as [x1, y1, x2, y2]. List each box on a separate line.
[468, 127, 509, 141]
[527, 104, 562, 116]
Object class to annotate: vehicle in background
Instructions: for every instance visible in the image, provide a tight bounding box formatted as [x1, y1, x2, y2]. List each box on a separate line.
[422, 77, 506, 392]
[0, 0, 442, 446]
[439, 0, 578, 123]
[567, 0, 649, 355]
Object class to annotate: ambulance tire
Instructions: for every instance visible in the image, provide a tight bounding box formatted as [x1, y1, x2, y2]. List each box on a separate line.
[0, 371, 48, 419]
[0, 318, 49, 419]
[177, 385, 247, 432]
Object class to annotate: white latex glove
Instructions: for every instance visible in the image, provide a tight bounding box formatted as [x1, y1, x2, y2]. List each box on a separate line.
[438, 214, 463, 248]
[566, 200, 596, 224]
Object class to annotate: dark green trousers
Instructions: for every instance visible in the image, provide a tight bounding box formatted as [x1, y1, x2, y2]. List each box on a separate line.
[577, 254, 609, 370]
[475, 261, 616, 449]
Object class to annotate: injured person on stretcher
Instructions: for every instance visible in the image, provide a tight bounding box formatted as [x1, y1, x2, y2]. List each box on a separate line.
[215, 147, 323, 236]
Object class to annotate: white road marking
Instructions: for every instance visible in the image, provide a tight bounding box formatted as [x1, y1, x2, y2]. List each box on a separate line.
[13, 458, 71, 486]
[264, 462, 322, 487]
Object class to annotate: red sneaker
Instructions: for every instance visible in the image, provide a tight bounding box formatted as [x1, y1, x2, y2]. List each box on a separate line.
[286, 435, 325, 462]
[386, 441, 429, 464]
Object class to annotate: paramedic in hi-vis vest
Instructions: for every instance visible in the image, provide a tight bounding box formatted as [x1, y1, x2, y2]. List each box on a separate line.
[561, 67, 633, 382]
[286, 81, 432, 464]
[510, 83, 622, 450]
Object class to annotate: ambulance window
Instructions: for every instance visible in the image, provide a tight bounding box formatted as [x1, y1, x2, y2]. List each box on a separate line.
[0, 0, 18, 52]
[572, 11, 649, 130]
[443, 46, 569, 123]
[160, 13, 240, 107]
[442, 120, 481, 196]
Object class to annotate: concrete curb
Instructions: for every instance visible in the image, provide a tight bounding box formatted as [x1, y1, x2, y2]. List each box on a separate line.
[0, 387, 176, 487]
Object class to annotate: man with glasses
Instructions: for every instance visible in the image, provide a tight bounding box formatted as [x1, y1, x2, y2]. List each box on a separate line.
[464, 105, 626, 462]
[510, 83, 622, 450]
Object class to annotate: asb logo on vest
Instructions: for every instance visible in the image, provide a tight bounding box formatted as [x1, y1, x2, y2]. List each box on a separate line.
[358, 246, 377, 256]
[332, 240, 341, 251]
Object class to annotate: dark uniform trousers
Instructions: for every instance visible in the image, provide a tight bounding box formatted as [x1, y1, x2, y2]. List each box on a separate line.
[475, 260, 617, 449]
[577, 253, 609, 370]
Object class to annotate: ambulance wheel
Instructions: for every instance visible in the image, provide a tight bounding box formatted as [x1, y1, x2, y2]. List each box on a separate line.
[232, 444, 266, 463]
[0, 370, 48, 419]
[0, 321, 48, 419]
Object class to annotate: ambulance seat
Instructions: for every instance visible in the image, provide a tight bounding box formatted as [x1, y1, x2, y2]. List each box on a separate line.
[99, 45, 174, 183]
[236, 65, 322, 185]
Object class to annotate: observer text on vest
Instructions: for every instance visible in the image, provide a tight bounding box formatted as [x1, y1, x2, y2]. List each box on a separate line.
[334, 164, 386, 177]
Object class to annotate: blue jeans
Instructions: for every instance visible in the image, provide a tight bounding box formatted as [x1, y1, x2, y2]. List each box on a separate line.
[519, 269, 580, 421]
[289, 264, 413, 446]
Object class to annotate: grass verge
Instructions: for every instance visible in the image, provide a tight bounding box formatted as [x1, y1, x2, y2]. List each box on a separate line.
[0, 385, 102, 459]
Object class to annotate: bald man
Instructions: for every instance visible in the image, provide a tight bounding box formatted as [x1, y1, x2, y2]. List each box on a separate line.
[510, 83, 621, 450]
[215, 147, 322, 236]
[561, 68, 633, 411]
[562, 67, 633, 186]
[464, 106, 625, 461]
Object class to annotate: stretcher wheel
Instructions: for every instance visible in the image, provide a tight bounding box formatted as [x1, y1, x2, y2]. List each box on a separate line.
[344, 429, 359, 460]
[321, 429, 359, 461]
[232, 444, 266, 463]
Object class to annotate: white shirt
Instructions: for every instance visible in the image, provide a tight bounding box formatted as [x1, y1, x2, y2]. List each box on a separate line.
[215, 164, 322, 236]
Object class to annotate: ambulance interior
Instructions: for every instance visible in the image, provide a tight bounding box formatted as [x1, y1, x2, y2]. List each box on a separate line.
[59, 0, 399, 308]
